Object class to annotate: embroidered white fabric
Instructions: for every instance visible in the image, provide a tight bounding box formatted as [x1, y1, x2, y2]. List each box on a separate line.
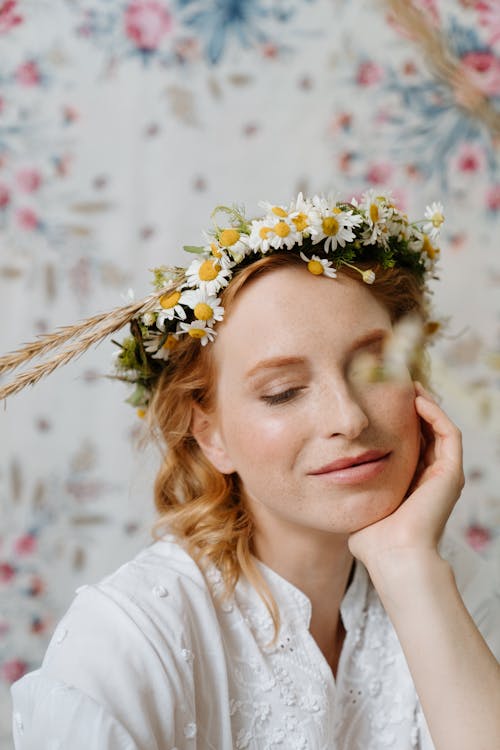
[11, 533, 500, 750]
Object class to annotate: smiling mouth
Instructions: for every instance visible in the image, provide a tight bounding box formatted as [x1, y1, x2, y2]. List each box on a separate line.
[310, 450, 391, 475]
[308, 451, 392, 484]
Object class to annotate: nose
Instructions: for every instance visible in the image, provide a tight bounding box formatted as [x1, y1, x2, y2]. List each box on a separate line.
[317, 378, 370, 440]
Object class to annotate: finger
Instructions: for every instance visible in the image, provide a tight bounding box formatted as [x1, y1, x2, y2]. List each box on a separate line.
[415, 394, 459, 440]
[415, 395, 463, 471]
[414, 381, 438, 402]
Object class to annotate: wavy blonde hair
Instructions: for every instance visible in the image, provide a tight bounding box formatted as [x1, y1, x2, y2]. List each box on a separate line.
[149, 253, 431, 634]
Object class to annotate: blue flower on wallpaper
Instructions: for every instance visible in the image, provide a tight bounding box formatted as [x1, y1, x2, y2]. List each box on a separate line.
[179, 0, 269, 64]
[72, 0, 319, 67]
[335, 13, 500, 195]
[382, 17, 500, 188]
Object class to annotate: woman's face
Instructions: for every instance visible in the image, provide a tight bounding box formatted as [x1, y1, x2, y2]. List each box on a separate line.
[197, 266, 421, 539]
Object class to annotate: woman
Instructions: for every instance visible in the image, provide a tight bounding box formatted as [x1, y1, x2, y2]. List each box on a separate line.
[8, 191, 500, 749]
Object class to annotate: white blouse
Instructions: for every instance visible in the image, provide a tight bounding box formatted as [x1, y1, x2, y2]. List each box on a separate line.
[11, 533, 500, 750]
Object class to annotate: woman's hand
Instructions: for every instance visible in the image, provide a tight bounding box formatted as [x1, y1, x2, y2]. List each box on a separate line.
[348, 381, 465, 575]
[348, 384, 500, 750]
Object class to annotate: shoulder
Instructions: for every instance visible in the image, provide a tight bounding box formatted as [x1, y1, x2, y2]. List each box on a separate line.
[45, 536, 219, 661]
[11, 537, 221, 748]
[440, 529, 500, 659]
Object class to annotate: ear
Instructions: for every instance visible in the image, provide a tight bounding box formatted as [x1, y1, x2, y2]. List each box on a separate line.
[191, 404, 236, 475]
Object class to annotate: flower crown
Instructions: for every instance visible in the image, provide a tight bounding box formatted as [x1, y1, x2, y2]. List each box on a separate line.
[0, 189, 444, 410]
[114, 190, 444, 411]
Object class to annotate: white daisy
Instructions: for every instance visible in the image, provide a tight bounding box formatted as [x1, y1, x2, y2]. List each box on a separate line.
[248, 216, 300, 253]
[423, 202, 444, 241]
[257, 200, 290, 218]
[309, 196, 363, 252]
[154, 288, 188, 330]
[185, 257, 232, 295]
[144, 331, 179, 361]
[182, 289, 225, 325]
[407, 229, 440, 270]
[355, 189, 393, 246]
[299, 251, 337, 278]
[288, 192, 317, 238]
[217, 227, 251, 262]
[178, 320, 217, 346]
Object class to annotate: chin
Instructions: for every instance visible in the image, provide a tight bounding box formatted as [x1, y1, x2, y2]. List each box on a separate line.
[333, 491, 407, 534]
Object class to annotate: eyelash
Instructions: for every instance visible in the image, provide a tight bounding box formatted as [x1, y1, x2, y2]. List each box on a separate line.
[261, 387, 304, 406]
[260, 343, 386, 405]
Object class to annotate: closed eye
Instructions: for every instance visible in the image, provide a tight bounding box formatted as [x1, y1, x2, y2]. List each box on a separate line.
[261, 387, 305, 406]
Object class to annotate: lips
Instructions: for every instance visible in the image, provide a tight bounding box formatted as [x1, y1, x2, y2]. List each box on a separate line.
[309, 450, 390, 475]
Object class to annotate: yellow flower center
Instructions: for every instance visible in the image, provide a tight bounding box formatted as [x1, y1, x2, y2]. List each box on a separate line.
[272, 206, 288, 218]
[274, 221, 290, 238]
[332, 207, 342, 214]
[422, 235, 438, 259]
[199, 259, 220, 281]
[194, 302, 213, 321]
[136, 408, 147, 419]
[219, 229, 240, 247]
[432, 212, 444, 228]
[259, 226, 272, 239]
[322, 216, 339, 236]
[210, 242, 222, 258]
[307, 259, 324, 275]
[159, 290, 181, 309]
[162, 334, 177, 350]
[369, 204, 379, 223]
[188, 327, 206, 339]
[292, 213, 308, 231]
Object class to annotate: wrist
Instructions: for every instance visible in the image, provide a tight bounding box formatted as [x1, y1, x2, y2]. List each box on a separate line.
[366, 548, 454, 603]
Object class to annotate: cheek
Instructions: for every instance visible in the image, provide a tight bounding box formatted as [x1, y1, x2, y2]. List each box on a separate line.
[223, 404, 303, 469]
[371, 382, 419, 446]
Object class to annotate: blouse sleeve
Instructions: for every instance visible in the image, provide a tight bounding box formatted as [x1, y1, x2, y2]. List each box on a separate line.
[11, 671, 139, 750]
[418, 533, 500, 750]
[10, 581, 195, 750]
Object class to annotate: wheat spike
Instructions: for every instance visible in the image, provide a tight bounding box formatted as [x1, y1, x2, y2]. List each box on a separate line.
[0, 273, 185, 401]
[385, 0, 500, 136]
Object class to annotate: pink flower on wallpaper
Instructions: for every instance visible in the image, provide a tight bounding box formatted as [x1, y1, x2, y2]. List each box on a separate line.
[454, 143, 486, 173]
[460, 51, 500, 96]
[16, 167, 42, 192]
[1, 659, 28, 684]
[27, 575, 45, 597]
[0, 1, 22, 34]
[356, 61, 384, 87]
[0, 182, 10, 208]
[465, 523, 492, 553]
[0, 562, 15, 583]
[365, 161, 394, 185]
[16, 207, 39, 230]
[476, 1, 500, 47]
[486, 184, 500, 211]
[13, 532, 37, 555]
[15, 60, 41, 87]
[124, 1, 172, 51]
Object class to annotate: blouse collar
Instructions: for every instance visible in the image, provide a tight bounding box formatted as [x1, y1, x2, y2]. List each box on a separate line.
[245, 555, 370, 633]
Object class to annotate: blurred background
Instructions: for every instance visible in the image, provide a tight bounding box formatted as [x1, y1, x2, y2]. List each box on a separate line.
[1, 0, 499, 743]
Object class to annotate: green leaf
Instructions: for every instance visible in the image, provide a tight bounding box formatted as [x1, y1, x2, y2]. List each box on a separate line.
[125, 383, 150, 408]
[183, 245, 205, 254]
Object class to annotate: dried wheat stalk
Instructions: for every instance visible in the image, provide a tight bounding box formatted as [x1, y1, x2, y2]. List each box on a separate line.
[385, 0, 500, 136]
[0, 273, 185, 401]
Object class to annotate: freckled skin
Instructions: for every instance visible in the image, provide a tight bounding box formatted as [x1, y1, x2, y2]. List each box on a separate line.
[201, 266, 421, 543]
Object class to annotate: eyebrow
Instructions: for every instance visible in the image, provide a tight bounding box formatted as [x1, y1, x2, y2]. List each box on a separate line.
[245, 356, 306, 380]
[245, 329, 389, 379]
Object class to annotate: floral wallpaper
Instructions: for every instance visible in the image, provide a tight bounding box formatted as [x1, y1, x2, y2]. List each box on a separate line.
[0, 0, 499, 743]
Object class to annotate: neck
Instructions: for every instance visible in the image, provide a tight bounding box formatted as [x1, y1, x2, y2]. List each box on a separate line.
[251, 523, 354, 675]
